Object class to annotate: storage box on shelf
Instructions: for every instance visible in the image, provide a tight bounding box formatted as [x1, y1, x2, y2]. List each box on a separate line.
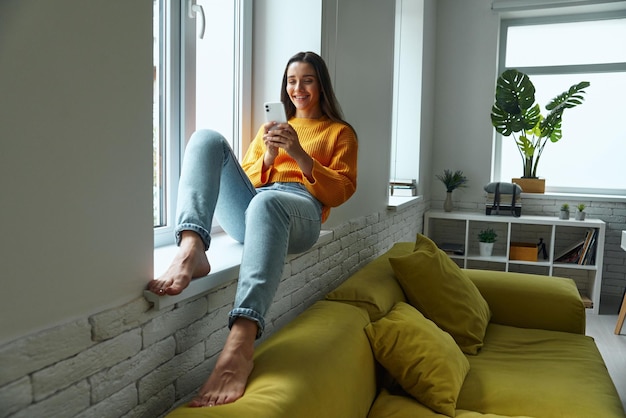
[424, 210, 606, 313]
[509, 242, 538, 262]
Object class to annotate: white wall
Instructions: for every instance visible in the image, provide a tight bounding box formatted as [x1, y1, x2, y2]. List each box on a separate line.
[431, 0, 500, 204]
[0, 0, 153, 345]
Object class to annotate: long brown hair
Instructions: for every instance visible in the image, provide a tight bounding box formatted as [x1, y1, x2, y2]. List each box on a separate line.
[280, 51, 356, 136]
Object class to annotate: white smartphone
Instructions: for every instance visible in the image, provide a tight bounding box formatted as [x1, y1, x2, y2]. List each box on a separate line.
[264, 101, 287, 130]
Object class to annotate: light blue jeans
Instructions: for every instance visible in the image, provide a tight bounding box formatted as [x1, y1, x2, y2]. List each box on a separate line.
[175, 129, 323, 337]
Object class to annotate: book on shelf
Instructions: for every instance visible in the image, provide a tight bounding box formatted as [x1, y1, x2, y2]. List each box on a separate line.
[555, 228, 598, 265]
[578, 229, 596, 265]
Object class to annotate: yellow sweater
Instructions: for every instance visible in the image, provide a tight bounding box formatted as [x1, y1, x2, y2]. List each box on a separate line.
[241, 116, 358, 223]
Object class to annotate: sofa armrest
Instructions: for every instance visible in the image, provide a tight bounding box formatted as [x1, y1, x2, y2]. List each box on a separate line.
[463, 269, 586, 335]
[165, 301, 377, 418]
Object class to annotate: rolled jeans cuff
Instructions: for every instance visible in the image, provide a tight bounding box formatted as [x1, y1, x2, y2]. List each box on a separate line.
[175, 223, 211, 251]
[229, 308, 265, 339]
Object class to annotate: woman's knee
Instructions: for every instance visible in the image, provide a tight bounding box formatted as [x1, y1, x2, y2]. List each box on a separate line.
[187, 129, 228, 153]
[247, 192, 286, 216]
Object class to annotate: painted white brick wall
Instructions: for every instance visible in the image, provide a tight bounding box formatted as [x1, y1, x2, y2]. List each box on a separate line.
[0, 320, 94, 387]
[0, 200, 424, 418]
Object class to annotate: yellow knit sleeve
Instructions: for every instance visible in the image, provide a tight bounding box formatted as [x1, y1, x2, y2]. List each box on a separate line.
[241, 125, 271, 186]
[304, 124, 358, 209]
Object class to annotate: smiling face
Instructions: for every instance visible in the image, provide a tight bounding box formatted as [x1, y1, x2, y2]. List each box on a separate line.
[286, 62, 322, 119]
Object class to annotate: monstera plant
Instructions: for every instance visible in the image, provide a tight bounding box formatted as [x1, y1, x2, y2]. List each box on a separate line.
[491, 69, 590, 179]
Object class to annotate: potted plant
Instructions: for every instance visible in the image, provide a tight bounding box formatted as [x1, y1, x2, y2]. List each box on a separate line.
[559, 203, 570, 220]
[478, 227, 497, 257]
[576, 203, 586, 221]
[436, 169, 468, 212]
[490, 69, 590, 193]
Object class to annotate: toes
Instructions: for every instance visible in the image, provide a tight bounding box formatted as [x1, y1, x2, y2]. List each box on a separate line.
[189, 393, 217, 408]
[147, 279, 174, 296]
[164, 284, 183, 296]
[188, 397, 205, 408]
[147, 281, 162, 294]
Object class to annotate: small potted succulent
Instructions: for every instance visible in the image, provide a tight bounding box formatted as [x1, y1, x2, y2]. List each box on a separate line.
[575, 203, 586, 221]
[478, 227, 497, 257]
[559, 203, 570, 220]
[436, 169, 468, 212]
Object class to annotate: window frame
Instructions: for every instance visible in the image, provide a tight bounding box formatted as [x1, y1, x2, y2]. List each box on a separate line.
[153, 0, 252, 248]
[493, 10, 626, 196]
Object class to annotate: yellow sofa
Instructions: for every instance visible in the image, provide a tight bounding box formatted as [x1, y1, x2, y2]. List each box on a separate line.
[166, 241, 625, 418]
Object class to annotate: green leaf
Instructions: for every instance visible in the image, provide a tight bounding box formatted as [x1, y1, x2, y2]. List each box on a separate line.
[491, 69, 539, 136]
[545, 81, 590, 111]
[516, 136, 536, 159]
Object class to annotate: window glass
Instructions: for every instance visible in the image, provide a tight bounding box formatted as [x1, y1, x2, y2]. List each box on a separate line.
[499, 71, 626, 192]
[194, 0, 236, 145]
[505, 18, 626, 67]
[389, 0, 423, 196]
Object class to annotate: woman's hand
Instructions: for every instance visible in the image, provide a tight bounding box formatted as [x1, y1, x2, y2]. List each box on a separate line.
[263, 122, 314, 181]
[262, 122, 280, 168]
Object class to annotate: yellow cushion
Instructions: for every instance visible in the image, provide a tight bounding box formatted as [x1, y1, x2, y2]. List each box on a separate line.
[389, 234, 491, 354]
[365, 302, 470, 417]
[326, 242, 412, 320]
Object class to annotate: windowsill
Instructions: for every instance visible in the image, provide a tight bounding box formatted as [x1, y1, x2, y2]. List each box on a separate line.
[521, 192, 626, 202]
[145, 230, 334, 310]
[387, 195, 423, 210]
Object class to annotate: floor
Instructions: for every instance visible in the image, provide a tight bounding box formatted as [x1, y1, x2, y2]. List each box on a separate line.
[585, 294, 626, 412]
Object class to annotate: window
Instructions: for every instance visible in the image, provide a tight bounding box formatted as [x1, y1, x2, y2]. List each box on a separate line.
[389, 0, 423, 197]
[494, 12, 626, 195]
[153, 0, 251, 246]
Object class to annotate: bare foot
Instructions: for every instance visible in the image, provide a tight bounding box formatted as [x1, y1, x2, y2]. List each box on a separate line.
[147, 232, 211, 296]
[189, 319, 257, 407]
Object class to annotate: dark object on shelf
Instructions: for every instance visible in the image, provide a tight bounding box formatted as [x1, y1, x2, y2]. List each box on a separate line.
[439, 242, 465, 255]
[537, 238, 548, 260]
[484, 182, 521, 217]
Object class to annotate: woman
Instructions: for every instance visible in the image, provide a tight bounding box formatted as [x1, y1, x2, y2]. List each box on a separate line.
[147, 51, 358, 407]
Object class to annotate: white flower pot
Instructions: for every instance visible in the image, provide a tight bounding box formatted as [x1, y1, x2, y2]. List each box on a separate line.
[479, 242, 494, 257]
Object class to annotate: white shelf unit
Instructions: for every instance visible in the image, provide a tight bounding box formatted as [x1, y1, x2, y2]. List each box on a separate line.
[424, 210, 606, 314]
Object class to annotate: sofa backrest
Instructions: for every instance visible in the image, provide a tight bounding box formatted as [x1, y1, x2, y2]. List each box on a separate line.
[465, 269, 586, 335]
[326, 241, 586, 335]
[326, 242, 412, 320]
